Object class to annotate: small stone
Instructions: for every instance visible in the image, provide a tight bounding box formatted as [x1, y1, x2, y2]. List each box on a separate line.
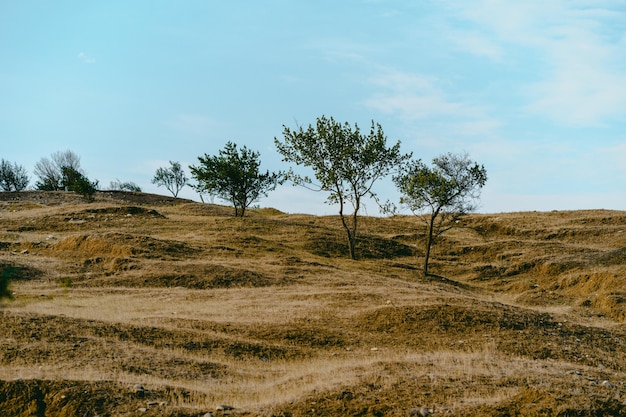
[134, 384, 146, 398]
[216, 404, 234, 411]
[138, 407, 147, 412]
[203, 412, 215, 417]
[602, 380, 614, 388]
[409, 406, 431, 416]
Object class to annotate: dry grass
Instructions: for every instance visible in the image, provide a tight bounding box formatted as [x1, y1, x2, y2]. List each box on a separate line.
[1, 191, 626, 416]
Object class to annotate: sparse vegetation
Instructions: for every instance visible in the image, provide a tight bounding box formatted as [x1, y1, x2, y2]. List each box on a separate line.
[1, 192, 626, 416]
[34, 150, 82, 191]
[61, 166, 99, 201]
[109, 178, 142, 192]
[0, 159, 29, 191]
[152, 161, 188, 198]
[276, 116, 410, 259]
[393, 152, 487, 276]
[32, 150, 99, 200]
[190, 141, 284, 217]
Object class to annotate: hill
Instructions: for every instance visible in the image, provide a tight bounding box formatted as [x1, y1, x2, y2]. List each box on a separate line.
[1, 191, 626, 416]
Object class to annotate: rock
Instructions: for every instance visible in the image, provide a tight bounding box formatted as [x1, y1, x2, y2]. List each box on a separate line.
[203, 412, 215, 417]
[134, 384, 146, 398]
[602, 380, 614, 388]
[409, 406, 431, 416]
[216, 404, 234, 411]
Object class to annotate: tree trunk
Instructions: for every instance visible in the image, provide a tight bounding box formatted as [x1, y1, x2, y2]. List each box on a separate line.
[338, 197, 358, 260]
[423, 212, 436, 276]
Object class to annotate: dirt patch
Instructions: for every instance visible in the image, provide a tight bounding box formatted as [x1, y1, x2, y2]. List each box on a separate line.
[0, 262, 43, 281]
[50, 233, 200, 261]
[0, 379, 210, 417]
[467, 386, 626, 417]
[305, 229, 415, 259]
[84, 262, 294, 289]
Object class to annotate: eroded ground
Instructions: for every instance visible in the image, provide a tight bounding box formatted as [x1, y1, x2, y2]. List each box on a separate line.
[1, 191, 626, 416]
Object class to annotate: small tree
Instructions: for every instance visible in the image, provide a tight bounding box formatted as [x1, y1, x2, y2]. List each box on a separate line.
[0, 159, 29, 191]
[62, 166, 99, 201]
[275, 116, 410, 260]
[393, 152, 487, 276]
[152, 161, 188, 198]
[34, 150, 82, 191]
[190, 141, 284, 217]
[109, 179, 142, 192]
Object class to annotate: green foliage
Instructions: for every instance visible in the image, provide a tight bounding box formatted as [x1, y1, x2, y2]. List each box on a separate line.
[109, 179, 142, 192]
[0, 267, 15, 301]
[62, 167, 99, 201]
[190, 141, 284, 217]
[393, 152, 487, 275]
[275, 115, 410, 259]
[34, 150, 82, 191]
[152, 161, 188, 198]
[0, 159, 29, 191]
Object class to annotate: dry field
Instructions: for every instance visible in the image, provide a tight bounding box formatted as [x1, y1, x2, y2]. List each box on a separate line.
[1, 191, 626, 416]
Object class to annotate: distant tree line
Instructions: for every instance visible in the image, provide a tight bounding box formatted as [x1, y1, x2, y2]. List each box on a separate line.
[0, 150, 140, 200]
[3, 116, 487, 276]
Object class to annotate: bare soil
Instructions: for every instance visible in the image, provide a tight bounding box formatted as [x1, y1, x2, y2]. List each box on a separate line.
[1, 191, 626, 416]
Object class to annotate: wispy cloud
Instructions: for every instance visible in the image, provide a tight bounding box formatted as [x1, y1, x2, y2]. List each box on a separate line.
[365, 70, 467, 119]
[77, 52, 96, 64]
[449, 0, 626, 126]
[364, 68, 504, 140]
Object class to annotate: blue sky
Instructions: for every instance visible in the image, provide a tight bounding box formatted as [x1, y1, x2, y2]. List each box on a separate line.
[2, 1, 626, 214]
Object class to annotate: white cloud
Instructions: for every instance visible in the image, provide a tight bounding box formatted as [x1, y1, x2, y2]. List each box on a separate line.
[77, 52, 95, 64]
[365, 69, 471, 120]
[449, 0, 626, 126]
[365, 68, 504, 140]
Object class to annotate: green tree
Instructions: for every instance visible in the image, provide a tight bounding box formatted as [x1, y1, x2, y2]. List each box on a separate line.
[0, 159, 29, 191]
[34, 150, 81, 191]
[152, 161, 188, 198]
[190, 142, 284, 217]
[62, 166, 99, 201]
[109, 179, 142, 192]
[275, 116, 410, 260]
[393, 152, 487, 276]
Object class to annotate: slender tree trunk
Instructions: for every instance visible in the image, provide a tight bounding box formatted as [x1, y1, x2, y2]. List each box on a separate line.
[338, 197, 358, 260]
[423, 212, 437, 276]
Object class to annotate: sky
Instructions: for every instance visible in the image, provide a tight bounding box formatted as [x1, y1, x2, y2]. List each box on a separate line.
[2, 0, 626, 215]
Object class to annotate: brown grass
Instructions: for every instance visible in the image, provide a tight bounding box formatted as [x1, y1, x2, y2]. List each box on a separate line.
[1, 191, 626, 416]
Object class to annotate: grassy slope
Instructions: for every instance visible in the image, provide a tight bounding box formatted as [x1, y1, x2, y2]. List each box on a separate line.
[1, 191, 626, 416]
